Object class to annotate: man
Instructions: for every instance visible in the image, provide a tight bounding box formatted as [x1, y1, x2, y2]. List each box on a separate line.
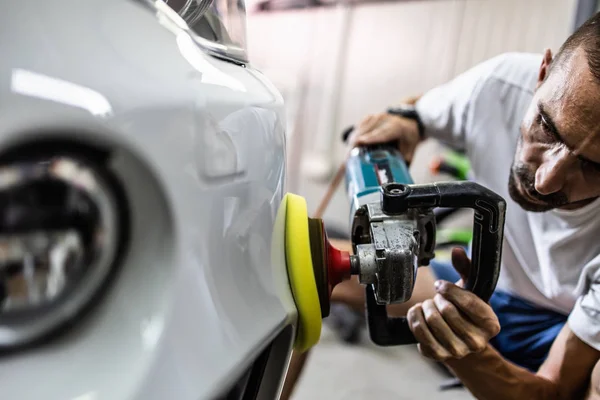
[283, 12, 600, 400]
[346, 12, 600, 399]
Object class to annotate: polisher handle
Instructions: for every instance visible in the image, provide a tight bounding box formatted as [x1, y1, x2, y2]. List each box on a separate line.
[368, 181, 506, 346]
[366, 285, 417, 345]
[432, 181, 506, 300]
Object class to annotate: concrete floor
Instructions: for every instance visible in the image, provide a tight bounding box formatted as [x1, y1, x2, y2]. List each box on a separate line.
[292, 325, 473, 400]
[290, 139, 474, 400]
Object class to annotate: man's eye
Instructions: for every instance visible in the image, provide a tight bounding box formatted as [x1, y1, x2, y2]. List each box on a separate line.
[537, 115, 554, 138]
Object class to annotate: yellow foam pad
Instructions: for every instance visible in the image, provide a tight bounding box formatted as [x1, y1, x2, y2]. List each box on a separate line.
[284, 193, 322, 352]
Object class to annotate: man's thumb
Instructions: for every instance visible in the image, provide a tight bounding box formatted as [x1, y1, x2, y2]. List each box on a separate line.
[451, 247, 471, 284]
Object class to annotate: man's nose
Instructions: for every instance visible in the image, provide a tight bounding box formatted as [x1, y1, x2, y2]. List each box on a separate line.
[534, 149, 572, 195]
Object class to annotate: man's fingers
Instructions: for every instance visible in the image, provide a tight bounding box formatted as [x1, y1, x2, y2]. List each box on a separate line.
[417, 343, 436, 360]
[357, 114, 383, 135]
[356, 127, 395, 145]
[352, 115, 385, 147]
[451, 247, 471, 283]
[421, 299, 470, 358]
[435, 281, 501, 337]
[408, 304, 452, 361]
[357, 114, 374, 131]
[433, 293, 488, 352]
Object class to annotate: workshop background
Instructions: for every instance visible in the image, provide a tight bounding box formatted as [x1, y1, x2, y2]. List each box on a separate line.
[246, 0, 596, 398]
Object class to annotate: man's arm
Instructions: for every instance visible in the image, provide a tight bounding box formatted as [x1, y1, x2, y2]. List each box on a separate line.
[585, 357, 600, 399]
[352, 54, 511, 159]
[446, 325, 599, 400]
[408, 248, 600, 400]
[414, 55, 507, 149]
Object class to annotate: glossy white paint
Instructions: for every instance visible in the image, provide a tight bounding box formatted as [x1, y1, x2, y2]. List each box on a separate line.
[0, 1, 296, 399]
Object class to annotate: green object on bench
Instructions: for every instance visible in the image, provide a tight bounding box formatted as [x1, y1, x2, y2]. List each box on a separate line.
[436, 228, 473, 246]
[441, 151, 471, 180]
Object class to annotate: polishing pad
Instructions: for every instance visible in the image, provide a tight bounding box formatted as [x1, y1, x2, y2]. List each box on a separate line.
[284, 193, 322, 353]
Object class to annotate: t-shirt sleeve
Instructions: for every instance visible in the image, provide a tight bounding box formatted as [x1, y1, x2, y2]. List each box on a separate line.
[568, 267, 600, 350]
[414, 54, 508, 150]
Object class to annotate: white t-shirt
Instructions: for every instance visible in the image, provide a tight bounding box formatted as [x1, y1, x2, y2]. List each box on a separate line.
[415, 52, 600, 350]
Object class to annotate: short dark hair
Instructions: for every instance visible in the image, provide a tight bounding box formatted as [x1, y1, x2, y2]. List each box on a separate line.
[554, 12, 600, 82]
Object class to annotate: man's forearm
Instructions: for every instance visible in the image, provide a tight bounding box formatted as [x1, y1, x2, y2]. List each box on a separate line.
[445, 344, 561, 400]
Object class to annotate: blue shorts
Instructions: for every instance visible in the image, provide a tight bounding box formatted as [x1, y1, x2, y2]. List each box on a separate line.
[429, 258, 568, 372]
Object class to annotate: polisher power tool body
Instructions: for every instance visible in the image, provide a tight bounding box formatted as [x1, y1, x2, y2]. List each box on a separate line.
[282, 141, 507, 352]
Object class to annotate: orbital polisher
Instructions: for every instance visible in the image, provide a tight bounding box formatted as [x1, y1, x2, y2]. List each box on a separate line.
[281, 140, 507, 353]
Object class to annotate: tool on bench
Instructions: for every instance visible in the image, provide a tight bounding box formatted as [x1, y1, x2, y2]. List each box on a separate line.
[280, 127, 506, 352]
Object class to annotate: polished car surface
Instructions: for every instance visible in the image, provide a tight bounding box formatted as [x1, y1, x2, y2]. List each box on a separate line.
[0, 1, 296, 399]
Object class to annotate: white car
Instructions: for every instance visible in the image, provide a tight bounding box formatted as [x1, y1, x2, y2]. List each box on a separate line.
[0, 1, 299, 399]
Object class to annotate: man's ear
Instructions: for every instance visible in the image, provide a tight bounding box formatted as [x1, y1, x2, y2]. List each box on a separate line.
[537, 48, 553, 89]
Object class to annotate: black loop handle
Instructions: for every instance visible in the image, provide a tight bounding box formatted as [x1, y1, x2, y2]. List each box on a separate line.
[367, 181, 506, 346]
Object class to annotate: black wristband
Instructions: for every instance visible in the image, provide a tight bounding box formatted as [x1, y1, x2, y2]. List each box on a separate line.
[387, 105, 425, 140]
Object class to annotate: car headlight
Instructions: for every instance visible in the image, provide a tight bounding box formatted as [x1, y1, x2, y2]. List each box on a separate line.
[0, 155, 124, 349]
[162, 0, 249, 63]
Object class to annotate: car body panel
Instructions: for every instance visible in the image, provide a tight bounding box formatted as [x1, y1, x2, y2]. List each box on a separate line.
[0, 1, 296, 399]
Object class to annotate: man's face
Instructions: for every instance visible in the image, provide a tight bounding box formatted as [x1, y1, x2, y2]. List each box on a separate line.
[510, 47, 600, 212]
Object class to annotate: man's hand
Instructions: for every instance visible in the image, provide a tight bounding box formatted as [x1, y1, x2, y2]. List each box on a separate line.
[349, 113, 422, 163]
[407, 248, 501, 361]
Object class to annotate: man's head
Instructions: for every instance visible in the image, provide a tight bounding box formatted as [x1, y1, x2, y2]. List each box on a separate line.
[510, 12, 600, 212]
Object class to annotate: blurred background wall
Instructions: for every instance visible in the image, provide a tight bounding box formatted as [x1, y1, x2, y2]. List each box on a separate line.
[242, 3, 599, 396]
[245, 0, 580, 226]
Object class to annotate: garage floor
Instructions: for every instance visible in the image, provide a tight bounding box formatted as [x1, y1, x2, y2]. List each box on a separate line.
[291, 140, 474, 399]
[292, 325, 473, 400]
